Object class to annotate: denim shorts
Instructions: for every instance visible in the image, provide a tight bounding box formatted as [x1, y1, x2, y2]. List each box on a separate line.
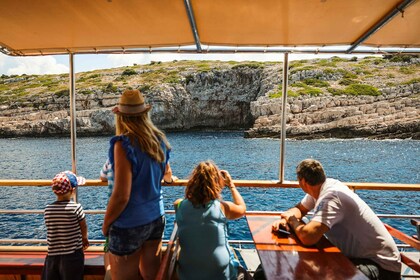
[108, 216, 165, 256]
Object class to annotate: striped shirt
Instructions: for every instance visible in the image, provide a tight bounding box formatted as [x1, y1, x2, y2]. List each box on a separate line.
[44, 200, 85, 256]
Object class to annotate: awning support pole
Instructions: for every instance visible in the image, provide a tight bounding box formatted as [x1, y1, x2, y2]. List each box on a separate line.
[69, 53, 78, 201]
[347, 0, 415, 53]
[184, 0, 202, 52]
[279, 53, 289, 183]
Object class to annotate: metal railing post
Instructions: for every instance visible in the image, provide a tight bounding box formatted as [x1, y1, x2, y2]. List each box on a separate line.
[69, 53, 78, 202]
[279, 53, 289, 183]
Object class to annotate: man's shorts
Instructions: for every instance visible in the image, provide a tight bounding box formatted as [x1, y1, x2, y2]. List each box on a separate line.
[108, 215, 165, 256]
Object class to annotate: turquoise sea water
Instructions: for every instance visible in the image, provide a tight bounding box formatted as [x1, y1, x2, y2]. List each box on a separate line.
[0, 132, 419, 242]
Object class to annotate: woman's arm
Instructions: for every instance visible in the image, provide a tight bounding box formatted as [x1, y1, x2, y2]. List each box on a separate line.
[163, 162, 177, 184]
[220, 170, 246, 220]
[102, 141, 132, 236]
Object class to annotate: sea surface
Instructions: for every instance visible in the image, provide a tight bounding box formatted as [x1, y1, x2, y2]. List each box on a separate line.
[0, 132, 419, 243]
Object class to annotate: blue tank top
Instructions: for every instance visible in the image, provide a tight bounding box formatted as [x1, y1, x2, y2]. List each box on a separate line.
[176, 199, 238, 280]
[109, 135, 170, 228]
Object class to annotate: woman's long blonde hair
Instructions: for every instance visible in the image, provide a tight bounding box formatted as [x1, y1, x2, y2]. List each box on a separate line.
[116, 113, 170, 162]
[185, 161, 223, 206]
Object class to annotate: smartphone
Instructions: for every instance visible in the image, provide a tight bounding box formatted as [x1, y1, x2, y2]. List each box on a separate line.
[277, 229, 291, 236]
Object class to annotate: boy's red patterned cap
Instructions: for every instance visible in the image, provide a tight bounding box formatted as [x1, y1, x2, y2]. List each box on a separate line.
[51, 171, 86, 194]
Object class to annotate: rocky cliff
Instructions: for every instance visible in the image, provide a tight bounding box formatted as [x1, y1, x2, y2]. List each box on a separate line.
[0, 57, 419, 139]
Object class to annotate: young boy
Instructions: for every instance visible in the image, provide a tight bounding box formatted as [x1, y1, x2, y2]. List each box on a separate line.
[42, 171, 89, 280]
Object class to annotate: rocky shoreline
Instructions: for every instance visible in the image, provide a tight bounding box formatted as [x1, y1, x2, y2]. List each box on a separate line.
[0, 58, 419, 139]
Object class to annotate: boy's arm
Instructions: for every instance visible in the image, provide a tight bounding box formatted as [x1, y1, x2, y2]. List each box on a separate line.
[79, 218, 89, 250]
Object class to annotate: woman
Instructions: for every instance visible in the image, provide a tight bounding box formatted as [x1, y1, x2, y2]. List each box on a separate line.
[102, 89, 174, 280]
[174, 161, 247, 280]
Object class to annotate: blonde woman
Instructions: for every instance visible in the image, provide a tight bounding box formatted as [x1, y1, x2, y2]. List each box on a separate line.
[102, 89, 174, 280]
[174, 161, 249, 280]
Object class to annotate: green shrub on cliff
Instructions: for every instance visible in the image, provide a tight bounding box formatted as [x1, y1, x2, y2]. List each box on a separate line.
[104, 83, 117, 93]
[55, 89, 69, 97]
[269, 90, 298, 98]
[122, 69, 137, 76]
[403, 78, 420, 85]
[339, 78, 360, 86]
[344, 84, 380, 96]
[232, 62, 264, 69]
[297, 86, 323, 96]
[327, 87, 345, 96]
[302, 78, 329, 88]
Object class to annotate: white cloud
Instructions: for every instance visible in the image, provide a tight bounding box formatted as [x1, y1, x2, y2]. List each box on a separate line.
[0, 54, 68, 75]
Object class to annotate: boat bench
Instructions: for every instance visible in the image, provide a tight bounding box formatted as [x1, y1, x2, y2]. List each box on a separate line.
[0, 246, 105, 280]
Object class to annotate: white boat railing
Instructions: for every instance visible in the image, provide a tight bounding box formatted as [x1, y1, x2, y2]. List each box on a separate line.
[0, 180, 419, 247]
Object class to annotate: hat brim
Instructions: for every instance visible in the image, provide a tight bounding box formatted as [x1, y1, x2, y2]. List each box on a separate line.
[112, 104, 152, 116]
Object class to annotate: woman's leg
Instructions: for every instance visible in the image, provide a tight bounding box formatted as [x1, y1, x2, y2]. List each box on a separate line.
[110, 248, 142, 280]
[139, 239, 163, 280]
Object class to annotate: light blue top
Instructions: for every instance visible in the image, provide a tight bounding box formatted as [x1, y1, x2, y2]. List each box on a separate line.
[176, 199, 238, 280]
[109, 135, 170, 228]
[100, 159, 113, 199]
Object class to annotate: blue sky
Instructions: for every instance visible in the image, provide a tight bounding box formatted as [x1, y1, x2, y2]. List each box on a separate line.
[0, 51, 370, 76]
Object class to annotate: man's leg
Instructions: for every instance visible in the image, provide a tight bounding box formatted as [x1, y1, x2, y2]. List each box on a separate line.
[351, 258, 381, 280]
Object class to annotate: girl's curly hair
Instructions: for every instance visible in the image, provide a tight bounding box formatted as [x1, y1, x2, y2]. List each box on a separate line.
[185, 161, 223, 207]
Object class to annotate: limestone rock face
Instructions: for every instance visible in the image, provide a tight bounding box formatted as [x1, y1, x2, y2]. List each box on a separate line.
[0, 62, 419, 139]
[245, 84, 420, 139]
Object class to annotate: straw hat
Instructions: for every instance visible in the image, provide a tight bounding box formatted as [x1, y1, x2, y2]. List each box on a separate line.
[112, 89, 152, 116]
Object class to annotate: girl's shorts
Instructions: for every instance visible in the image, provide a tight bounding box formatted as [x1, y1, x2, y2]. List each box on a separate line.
[108, 215, 165, 256]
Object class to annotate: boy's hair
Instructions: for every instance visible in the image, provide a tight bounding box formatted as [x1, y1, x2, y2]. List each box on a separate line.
[296, 159, 326, 186]
[185, 161, 223, 207]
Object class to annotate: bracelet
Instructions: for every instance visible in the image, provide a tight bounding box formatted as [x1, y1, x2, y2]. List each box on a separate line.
[228, 185, 236, 190]
[164, 177, 174, 184]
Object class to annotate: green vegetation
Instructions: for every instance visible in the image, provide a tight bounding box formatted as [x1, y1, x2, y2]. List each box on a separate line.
[55, 89, 69, 97]
[399, 67, 415, 75]
[327, 87, 345, 96]
[122, 69, 137, 76]
[343, 84, 380, 96]
[339, 78, 360, 86]
[403, 78, 420, 85]
[0, 58, 418, 107]
[316, 59, 337, 67]
[104, 83, 117, 93]
[383, 54, 418, 63]
[231, 62, 264, 69]
[290, 65, 315, 74]
[139, 84, 151, 92]
[296, 86, 323, 96]
[269, 90, 298, 98]
[301, 78, 329, 88]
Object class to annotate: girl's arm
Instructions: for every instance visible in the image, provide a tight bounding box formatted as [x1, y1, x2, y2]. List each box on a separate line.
[220, 170, 246, 220]
[102, 141, 132, 236]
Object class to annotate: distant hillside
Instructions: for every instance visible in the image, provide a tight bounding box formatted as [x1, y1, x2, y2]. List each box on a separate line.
[0, 55, 419, 139]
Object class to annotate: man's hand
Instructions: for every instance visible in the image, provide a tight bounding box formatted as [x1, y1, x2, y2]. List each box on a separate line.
[272, 218, 290, 232]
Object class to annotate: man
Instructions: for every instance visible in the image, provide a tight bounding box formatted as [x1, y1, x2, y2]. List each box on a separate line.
[272, 159, 401, 280]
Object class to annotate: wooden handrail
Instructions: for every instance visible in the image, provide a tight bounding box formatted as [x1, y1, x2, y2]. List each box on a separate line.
[155, 223, 178, 280]
[400, 253, 420, 274]
[0, 179, 419, 191]
[384, 223, 420, 274]
[384, 224, 420, 250]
